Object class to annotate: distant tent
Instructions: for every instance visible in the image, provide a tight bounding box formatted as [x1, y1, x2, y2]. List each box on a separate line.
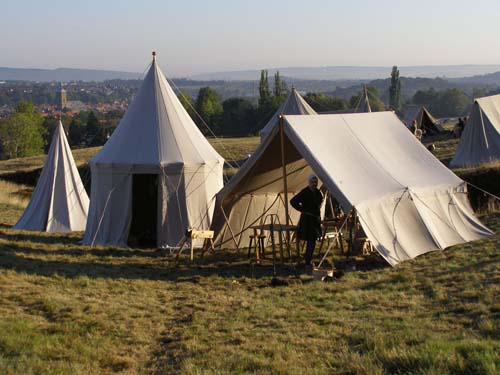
[259, 87, 316, 141]
[14, 120, 89, 232]
[451, 94, 500, 167]
[319, 85, 372, 115]
[211, 112, 491, 266]
[354, 86, 372, 113]
[83, 52, 224, 248]
[400, 106, 445, 135]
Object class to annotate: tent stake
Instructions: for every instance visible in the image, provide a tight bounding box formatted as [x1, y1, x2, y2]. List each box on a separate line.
[279, 114, 291, 259]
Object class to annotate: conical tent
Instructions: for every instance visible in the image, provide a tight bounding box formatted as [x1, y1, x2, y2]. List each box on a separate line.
[354, 86, 372, 113]
[211, 112, 492, 266]
[259, 87, 317, 141]
[451, 94, 500, 167]
[83, 53, 224, 248]
[14, 120, 89, 232]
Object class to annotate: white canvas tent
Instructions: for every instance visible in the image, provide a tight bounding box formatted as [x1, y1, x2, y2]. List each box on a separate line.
[354, 86, 372, 113]
[259, 87, 316, 141]
[400, 105, 445, 134]
[451, 94, 500, 167]
[14, 120, 89, 232]
[83, 53, 224, 247]
[211, 112, 492, 266]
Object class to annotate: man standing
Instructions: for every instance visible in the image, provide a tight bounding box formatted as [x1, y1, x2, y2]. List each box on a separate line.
[290, 175, 323, 266]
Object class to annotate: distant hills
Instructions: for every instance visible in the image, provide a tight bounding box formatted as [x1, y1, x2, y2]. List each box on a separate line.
[0, 67, 141, 82]
[190, 65, 500, 81]
[1, 64, 500, 87]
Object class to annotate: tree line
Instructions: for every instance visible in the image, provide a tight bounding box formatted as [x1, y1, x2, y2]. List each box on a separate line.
[0, 67, 479, 160]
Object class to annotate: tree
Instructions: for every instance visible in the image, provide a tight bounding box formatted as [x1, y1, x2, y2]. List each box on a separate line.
[86, 111, 106, 146]
[273, 71, 288, 98]
[389, 66, 402, 110]
[304, 93, 347, 112]
[68, 116, 86, 147]
[412, 88, 439, 106]
[219, 98, 256, 136]
[0, 101, 45, 159]
[177, 92, 197, 120]
[258, 70, 272, 108]
[195, 87, 223, 134]
[429, 89, 469, 117]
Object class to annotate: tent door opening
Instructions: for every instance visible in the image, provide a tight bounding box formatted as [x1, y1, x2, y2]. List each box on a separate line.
[129, 174, 158, 247]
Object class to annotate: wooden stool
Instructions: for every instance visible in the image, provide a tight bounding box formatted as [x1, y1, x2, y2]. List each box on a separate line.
[176, 229, 215, 261]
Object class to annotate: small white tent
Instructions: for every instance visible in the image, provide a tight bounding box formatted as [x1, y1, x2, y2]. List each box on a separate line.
[211, 112, 492, 266]
[83, 52, 224, 247]
[14, 120, 89, 232]
[354, 86, 372, 113]
[259, 87, 316, 141]
[451, 94, 500, 167]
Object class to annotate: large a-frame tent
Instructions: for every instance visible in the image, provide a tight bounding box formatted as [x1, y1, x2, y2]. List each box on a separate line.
[401, 105, 445, 135]
[211, 112, 492, 266]
[14, 120, 89, 232]
[259, 87, 316, 141]
[83, 53, 224, 247]
[451, 94, 500, 167]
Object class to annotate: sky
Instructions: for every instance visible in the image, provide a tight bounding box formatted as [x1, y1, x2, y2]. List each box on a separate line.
[2, 0, 500, 76]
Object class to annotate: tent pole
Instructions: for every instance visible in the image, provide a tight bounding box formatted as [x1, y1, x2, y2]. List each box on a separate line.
[347, 207, 357, 257]
[279, 114, 291, 258]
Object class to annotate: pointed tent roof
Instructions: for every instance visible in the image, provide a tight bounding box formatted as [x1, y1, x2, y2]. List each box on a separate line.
[451, 94, 500, 167]
[400, 106, 445, 134]
[354, 86, 372, 113]
[92, 52, 224, 171]
[259, 87, 317, 141]
[14, 120, 89, 232]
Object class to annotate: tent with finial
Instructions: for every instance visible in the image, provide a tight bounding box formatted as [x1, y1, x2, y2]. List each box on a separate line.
[14, 119, 89, 232]
[83, 52, 224, 248]
[259, 87, 317, 141]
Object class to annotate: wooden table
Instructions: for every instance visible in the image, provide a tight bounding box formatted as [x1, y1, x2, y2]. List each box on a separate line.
[250, 223, 298, 262]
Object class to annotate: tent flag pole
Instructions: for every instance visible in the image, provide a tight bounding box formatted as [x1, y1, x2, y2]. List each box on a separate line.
[279, 114, 291, 256]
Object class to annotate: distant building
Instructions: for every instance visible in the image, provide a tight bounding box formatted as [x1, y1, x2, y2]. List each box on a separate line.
[55, 85, 67, 110]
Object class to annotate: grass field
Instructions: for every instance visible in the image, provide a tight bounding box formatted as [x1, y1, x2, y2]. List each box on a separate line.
[0, 134, 498, 374]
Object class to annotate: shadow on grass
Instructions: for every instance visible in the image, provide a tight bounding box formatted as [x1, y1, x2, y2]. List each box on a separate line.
[0, 239, 313, 282]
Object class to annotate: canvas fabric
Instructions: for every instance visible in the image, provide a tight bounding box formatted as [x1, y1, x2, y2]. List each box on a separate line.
[212, 112, 492, 266]
[451, 94, 500, 167]
[83, 56, 224, 247]
[259, 88, 316, 141]
[14, 121, 89, 232]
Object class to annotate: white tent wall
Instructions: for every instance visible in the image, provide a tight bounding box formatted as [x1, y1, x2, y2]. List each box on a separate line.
[14, 121, 89, 232]
[451, 94, 500, 167]
[83, 53, 224, 248]
[82, 169, 132, 246]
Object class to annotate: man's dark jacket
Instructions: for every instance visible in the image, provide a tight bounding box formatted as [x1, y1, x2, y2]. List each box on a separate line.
[290, 187, 323, 241]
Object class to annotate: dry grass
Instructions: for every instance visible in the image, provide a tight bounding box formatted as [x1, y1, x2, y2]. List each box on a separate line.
[0, 177, 498, 374]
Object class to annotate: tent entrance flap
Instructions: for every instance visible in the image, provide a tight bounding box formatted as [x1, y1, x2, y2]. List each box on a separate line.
[128, 174, 158, 247]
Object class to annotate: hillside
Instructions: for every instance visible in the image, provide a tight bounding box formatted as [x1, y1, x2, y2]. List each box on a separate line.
[0, 135, 498, 374]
